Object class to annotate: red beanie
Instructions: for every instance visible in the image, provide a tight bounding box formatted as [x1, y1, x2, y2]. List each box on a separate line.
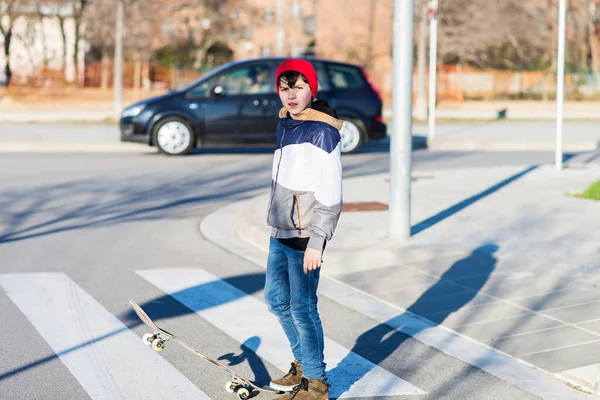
[275, 59, 319, 98]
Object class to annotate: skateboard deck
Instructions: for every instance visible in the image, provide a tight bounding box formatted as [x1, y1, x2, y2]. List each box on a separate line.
[129, 300, 279, 399]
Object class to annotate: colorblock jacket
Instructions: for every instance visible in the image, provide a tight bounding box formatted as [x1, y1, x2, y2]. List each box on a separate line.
[266, 101, 344, 251]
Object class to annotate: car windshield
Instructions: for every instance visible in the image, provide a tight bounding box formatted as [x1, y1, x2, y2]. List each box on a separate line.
[178, 62, 235, 92]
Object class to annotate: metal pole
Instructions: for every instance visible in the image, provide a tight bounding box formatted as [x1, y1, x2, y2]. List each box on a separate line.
[415, 4, 427, 120]
[113, 0, 124, 116]
[428, 0, 438, 140]
[365, 0, 377, 69]
[556, 0, 567, 171]
[389, 0, 414, 240]
[277, 0, 285, 55]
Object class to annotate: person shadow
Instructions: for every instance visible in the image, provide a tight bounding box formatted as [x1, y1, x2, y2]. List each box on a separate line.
[327, 243, 499, 398]
[217, 336, 272, 388]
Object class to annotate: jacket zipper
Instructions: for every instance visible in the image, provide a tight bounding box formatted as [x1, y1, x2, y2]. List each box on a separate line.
[291, 194, 303, 234]
[267, 125, 286, 226]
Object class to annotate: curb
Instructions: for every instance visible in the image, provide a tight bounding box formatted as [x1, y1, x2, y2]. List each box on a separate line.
[427, 140, 600, 152]
[0, 112, 116, 123]
[0, 142, 150, 153]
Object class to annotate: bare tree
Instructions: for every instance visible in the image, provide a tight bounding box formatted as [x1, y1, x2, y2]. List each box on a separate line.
[0, 0, 23, 85]
[13, 13, 36, 68]
[160, 0, 258, 67]
[437, 0, 552, 70]
[587, 0, 600, 72]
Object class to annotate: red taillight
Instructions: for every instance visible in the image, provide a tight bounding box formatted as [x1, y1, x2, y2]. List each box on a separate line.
[360, 66, 383, 101]
[376, 115, 383, 122]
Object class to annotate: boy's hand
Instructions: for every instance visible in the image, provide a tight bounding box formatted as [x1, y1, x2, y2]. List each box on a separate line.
[304, 248, 323, 274]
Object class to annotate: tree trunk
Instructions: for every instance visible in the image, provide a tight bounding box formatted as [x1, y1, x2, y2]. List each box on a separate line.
[101, 50, 110, 89]
[589, 0, 599, 72]
[40, 16, 50, 68]
[3, 28, 12, 86]
[134, 55, 142, 100]
[73, 20, 81, 86]
[58, 16, 68, 78]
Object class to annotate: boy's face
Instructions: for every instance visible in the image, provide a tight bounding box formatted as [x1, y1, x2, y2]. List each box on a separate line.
[278, 77, 312, 116]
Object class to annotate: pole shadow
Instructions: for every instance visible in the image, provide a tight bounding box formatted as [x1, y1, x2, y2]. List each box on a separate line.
[327, 244, 498, 398]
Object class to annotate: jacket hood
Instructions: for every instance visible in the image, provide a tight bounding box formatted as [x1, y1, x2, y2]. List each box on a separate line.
[279, 100, 343, 130]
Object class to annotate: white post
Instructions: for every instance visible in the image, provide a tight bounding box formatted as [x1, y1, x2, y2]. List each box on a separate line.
[428, 0, 438, 140]
[415, 4, 428, 120]
[389, 0, 414, 240]
[556, 0, 567, 171]
[113, 0, 124, 117]
[277, 0, 285, 56]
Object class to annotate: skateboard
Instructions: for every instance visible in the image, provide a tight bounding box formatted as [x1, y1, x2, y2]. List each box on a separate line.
[129, 300, 279, 399]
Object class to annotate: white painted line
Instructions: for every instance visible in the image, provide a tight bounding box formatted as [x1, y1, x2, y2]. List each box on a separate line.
[509, 287, 576, 300]
[521, 339, 600, 357]
[318, 277, 592, 400]
[137, 268, 427, 398]
[543, 299, 600, 312]
[0, 273, 210, 400]
[483, 325, 568, 341]
[452, 312, 533, 328]
[577, 317, 600, 326]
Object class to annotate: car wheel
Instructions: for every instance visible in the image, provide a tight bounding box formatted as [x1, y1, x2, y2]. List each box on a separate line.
[339, 118, 365, 154]
[153, 117, 196, 156]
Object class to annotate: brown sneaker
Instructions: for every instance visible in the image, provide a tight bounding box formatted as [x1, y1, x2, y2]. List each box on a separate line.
[275, 377, 329, 400]
[270, 360, 303, 392]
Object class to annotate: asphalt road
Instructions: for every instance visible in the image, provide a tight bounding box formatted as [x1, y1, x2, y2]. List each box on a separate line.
[2, 130, 588, 400]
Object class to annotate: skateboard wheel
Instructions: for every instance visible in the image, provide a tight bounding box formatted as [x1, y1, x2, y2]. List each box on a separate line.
[237, 388, 250, 399]
[225, 381, 238, 393]
[142, 333, 154, 346]
[151, 339, 164, 352]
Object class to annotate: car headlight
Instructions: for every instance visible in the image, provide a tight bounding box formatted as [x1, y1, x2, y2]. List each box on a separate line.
[121, 105, 146, 118]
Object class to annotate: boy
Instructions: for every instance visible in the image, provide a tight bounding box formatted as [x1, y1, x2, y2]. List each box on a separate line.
[264, 59, 343, 400]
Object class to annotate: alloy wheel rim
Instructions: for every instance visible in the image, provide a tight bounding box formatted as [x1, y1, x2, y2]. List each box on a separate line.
[157, 121, 191, 154]
[339, 121, 361, 153]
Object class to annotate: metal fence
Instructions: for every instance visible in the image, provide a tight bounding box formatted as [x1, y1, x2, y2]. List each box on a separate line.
[4, 61, 600, 105]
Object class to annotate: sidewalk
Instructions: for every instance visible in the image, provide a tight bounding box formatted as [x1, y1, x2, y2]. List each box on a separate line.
[200, 160, 600, 398]
[415, 121, 600, 151]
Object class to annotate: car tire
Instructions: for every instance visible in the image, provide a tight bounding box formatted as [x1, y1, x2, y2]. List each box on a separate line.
[152, 117, 196, 156]
[339, 118, 365, 154]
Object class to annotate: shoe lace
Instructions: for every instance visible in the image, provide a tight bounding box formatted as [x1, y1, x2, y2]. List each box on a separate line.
[290, 378, 309, 399]
[285, 362, 298, 378]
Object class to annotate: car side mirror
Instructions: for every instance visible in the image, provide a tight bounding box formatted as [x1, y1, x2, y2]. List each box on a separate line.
[211, 85, 225, 96]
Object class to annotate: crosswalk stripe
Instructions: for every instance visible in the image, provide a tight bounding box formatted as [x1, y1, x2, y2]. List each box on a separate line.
[137, 268, 427, 398]
[0, 272, 210, 400]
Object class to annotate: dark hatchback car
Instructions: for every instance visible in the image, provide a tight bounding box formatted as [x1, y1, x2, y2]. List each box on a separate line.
[120, 57, 387, 155]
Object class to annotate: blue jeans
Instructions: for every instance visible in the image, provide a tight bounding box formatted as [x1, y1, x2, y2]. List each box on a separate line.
[264, 236, 326, 381]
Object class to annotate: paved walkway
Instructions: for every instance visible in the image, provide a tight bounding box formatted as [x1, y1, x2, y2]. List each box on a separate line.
[201, 157, 600, 397]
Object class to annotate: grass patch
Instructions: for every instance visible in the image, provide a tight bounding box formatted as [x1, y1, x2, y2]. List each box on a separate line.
[568, 181, 600, 201]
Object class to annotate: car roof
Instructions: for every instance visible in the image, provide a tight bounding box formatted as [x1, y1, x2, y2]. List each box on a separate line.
[178, 57, 364, 92]
[229, 57, 363, 69]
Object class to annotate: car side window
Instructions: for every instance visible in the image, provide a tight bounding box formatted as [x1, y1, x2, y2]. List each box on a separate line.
[242, 65, 275, 94]
[187, 80, 212, 97]
[187, 65, 275, 97]
[327, 64, 365, 89]
[313, 62, 330, 91]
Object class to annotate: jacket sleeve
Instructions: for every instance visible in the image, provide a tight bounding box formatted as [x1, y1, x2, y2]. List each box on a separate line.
[307, 127, 343, 251]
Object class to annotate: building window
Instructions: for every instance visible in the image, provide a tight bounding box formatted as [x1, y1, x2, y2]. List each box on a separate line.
[291, 1, 303, 19]
[261, 44, 272, 57]
[264, 5, 274, 23]
[290, 43, 303, 57]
